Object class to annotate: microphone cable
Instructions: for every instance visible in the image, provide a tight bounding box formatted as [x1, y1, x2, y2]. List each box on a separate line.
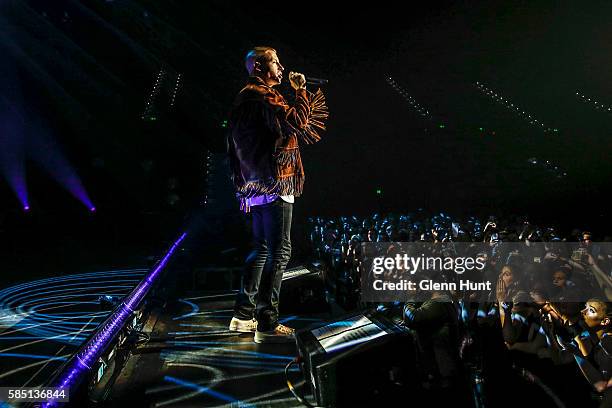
[284, 357, 323, 408]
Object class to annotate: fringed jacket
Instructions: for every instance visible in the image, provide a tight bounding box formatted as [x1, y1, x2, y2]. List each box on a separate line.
[227, 76, 328, 200]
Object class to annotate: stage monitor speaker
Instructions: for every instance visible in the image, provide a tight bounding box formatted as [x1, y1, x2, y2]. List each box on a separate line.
[280, 264, 329, 314]
[295, 311, 418, 407]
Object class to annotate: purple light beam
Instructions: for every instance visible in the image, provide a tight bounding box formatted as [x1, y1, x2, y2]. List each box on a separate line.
[27, 125, 95, 211]
[0, 96, 29, 209]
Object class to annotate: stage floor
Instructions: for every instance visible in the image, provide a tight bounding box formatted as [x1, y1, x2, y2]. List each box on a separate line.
[105, 290, 345, 407]
[0, 268, 149, 389]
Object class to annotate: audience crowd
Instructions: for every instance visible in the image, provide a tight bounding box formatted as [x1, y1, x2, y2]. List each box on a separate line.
[308, 212, 612, 407]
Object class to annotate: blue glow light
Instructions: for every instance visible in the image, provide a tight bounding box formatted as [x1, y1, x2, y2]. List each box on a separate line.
[172, 299, 200, 320]
[279, 315, 298, 324]
[0, 336, 88, 342]
[323, 321, 360, 328]
[0, 353, 68, 361]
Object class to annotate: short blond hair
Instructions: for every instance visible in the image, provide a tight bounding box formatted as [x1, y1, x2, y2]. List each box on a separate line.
[245, 46, 276, 75]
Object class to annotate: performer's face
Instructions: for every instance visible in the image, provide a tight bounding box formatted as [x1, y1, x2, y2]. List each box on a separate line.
[261, 51, 284, 86]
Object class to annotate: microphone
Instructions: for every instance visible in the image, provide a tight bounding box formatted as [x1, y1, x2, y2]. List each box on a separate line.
[305, 76, 328, 85]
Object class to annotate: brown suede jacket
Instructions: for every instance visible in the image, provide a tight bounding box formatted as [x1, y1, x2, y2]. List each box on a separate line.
[227, 76, 328, 200]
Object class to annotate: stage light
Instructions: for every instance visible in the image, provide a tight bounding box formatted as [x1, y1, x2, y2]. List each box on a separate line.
[169, 74, 182, 108]
[90, 207, 96, 212]
[24, 205, 30, 211]
[475, 81, 554, 133]
[385, 76, 434, 121]
[42, 233, 186, 407]
[142, 70, 166, 120]
[575, 91, 612, 114]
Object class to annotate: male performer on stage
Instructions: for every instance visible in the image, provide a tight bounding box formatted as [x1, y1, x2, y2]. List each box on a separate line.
[227, 47, 328, 343]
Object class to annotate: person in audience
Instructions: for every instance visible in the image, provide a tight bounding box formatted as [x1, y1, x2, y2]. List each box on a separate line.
[310, 211, 612, 407]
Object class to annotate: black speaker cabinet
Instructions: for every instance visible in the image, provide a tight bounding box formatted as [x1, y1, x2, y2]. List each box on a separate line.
[279, 264, 329, 314]
[295, 310, 418, 407]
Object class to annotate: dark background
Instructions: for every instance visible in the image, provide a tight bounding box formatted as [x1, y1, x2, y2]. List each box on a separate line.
[1, 0, 611, 284]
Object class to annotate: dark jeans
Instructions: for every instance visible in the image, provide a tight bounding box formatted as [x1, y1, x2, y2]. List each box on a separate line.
[233, 198, 292, 331]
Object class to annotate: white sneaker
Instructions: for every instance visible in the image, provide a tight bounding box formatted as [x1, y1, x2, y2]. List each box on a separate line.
[228, 317, 258, 333]
[254, 324, 295, 344]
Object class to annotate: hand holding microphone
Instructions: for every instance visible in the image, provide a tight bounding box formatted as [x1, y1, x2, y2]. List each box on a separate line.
[288, 72, 306, 90]
[289, 72, 329, 90]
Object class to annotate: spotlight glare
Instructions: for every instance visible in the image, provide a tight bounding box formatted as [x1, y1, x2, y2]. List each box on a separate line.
[90, 207, 96, 212]
[24, 205, 30, 211]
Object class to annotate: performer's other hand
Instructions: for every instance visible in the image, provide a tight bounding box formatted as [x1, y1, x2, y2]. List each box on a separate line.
[289, 72, 306, 90]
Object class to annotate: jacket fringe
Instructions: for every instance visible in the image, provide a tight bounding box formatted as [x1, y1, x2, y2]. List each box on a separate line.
[296, 89, 329, 144]
[274, 148, 299, 166]
[236, 173, 304, 198]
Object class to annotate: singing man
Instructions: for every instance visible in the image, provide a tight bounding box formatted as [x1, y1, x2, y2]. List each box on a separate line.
[227, 46, 328, 343]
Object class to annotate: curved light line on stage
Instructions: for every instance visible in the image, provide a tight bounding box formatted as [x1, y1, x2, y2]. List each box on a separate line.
[0, 353, 68, 361]
[211, 382, 305, 408]
[180, 309, 234, 319]
[163, 375, 248, 407]
[1, 313, 98, 338]
[160, 346, 297, 372]
[146, 369, 284, 395]
[177, 323, 224, 329]
[184, 292, 238, 301]
[161, 352, 286, 371]
[22, 345, 67, 387]
[172, 299, 200, 321]
[0, 315, 97, 355]
[0, 269, 147, 345]
[167, 346, 293, 362]
[147, 295, 309, 407]
[168, 331, 244, 339]
[0, 354, 73, 380]
[0, 330, 89, 354]
[149, 364, 224, 407]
